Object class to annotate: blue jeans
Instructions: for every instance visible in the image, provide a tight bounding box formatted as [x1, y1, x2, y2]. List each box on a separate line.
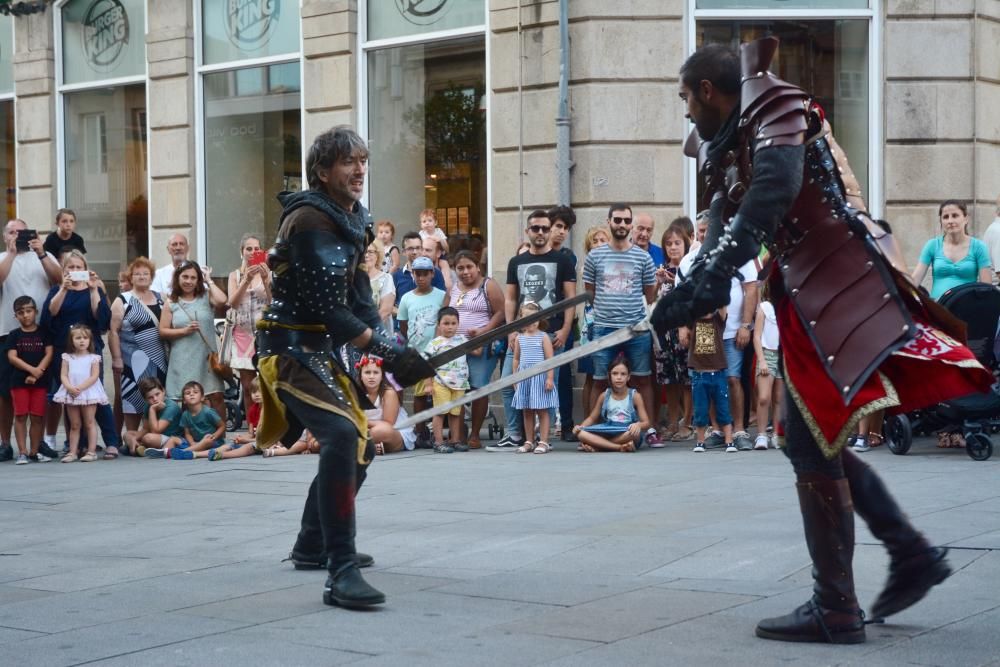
[691, 370, 732, 428]
[590, 325, 652, 380]
[557, 332, 574, 426]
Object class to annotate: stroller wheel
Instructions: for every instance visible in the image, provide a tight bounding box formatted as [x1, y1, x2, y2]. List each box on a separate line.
[965, 432, 993, 461]
[885, 414, 912, 455]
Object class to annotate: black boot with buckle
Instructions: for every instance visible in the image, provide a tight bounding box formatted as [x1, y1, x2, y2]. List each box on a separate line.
[842, 449, 952, 620]
[323, 560, 386, 609]
[756, 474, 866, 644]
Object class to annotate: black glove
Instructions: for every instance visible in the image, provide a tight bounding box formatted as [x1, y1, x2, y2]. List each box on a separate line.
[650, 264, 732, 333]
[364, 330, 435, 387]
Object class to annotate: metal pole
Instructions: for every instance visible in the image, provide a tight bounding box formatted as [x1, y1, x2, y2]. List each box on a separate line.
[556, 0, 572, 206]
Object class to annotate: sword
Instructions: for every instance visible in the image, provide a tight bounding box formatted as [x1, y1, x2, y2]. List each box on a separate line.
[424, 292, 592, 368]
[397, 319, 650, 429]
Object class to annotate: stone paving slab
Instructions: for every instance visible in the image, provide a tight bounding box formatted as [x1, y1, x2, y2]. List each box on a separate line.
[0, 438, 997, 665]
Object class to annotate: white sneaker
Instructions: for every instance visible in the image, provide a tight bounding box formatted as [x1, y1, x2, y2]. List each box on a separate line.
[725, 444, 738, 453]
[34, 452, 53, 462]
[692, 443, 705, 453]
[15, 453, 29, 465]
[754, 435, 769, 450]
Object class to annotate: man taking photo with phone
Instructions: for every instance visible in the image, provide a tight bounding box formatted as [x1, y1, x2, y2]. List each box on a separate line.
[0, 219, 63, 461]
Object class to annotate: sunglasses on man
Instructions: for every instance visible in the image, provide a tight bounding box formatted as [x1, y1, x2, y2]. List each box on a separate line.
[610, 216, 633, 225]
[528, 225, 551, 234]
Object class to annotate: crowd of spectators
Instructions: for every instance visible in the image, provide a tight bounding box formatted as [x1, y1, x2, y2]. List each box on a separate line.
[3, 195, 1000, 464]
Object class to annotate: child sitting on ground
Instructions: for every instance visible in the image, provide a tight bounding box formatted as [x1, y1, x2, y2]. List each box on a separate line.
[573, 356, 649, 452]
[6, 296, 54, 464]
[264, 429, 321, 457]
[127, 377, 185, 456]
[357, 354, 416, 454]
[682, 307, 735, 453]
[423, 307, 470, 453]
[209, 377, 263, 460]
[145, 381, 224, 459]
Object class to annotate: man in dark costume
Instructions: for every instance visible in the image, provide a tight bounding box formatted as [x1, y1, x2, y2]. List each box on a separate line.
[255, 127, 433, 609]
[653, 39, 991, 644]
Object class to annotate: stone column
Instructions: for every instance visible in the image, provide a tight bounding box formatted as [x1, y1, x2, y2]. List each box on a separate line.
[974, 3, 1000, 229]
[146, 0, 197, 266]
[488, 0, 686, 279]
[12, 11, 57, 228]
[884, 2, 981, 263]
[301, 0, 359, 144]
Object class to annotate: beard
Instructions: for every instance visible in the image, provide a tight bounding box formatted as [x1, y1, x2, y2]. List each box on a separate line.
[611, 225, 630, 240]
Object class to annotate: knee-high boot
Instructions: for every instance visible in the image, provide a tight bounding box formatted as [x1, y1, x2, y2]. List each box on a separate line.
[756, 473, 866, 644]
[842, 449, 951, 620]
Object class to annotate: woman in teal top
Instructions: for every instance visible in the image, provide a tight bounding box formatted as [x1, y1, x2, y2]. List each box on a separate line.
[911, 200, 992, 300]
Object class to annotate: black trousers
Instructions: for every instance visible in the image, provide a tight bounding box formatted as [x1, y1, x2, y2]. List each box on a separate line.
[781, 387, 845, 479]
[280, 389, 373, 571]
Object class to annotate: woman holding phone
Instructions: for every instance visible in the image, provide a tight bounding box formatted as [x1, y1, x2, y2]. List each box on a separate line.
[227, 233, 271, 420]
[40, 250, 119, 456]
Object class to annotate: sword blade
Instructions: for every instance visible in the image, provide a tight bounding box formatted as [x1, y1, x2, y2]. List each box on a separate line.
[397, 322, 648, 430]
[425, 292, 592, 368]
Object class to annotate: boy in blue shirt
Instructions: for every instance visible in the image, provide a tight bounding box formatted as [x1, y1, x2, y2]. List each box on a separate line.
[146, 381, 225, 459]
[127, 377, 184, 456]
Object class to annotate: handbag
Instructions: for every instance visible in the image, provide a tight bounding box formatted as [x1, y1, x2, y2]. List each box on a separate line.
[174, 298, 235, 382]
[219, 311, 235, 365]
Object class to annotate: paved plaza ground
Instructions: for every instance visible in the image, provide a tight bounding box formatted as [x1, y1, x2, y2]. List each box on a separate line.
[1, 436, 999, 666]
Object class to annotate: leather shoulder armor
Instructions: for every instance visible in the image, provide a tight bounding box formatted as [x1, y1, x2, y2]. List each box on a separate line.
[286, 229, 358, 318]
[739, 37, 810, 150]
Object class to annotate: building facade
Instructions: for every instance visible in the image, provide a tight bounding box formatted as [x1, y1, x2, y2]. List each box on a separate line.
[3, 0, 998, 285]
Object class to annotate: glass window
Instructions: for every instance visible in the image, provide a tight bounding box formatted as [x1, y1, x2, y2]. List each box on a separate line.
[202, 0, 300, 66]
[0, 16, 12, 94]
[1, 101, 14, 220]
[368, 0, 485, 41]
[203, 62, 301, 276]
[62, 0, 145, 84]
[696, 19, 870, 199]
[367, 37, 486, 239]
[697, 0, 868, 8]
[63, 84, 148, 280]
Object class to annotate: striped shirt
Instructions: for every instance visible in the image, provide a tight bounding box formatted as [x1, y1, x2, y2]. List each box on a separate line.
[583, 244, 656, 328]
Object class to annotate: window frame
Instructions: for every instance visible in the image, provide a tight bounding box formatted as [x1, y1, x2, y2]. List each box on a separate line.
[358, 2, 491, 273]
[193, 0, 305, 266]
[54, 0, 151, 266]
[685, 0, 883, 219]
[1, 18, 17, 216]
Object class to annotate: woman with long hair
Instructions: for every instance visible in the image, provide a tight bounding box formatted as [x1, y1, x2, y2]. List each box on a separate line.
[227, 234, 271, 421]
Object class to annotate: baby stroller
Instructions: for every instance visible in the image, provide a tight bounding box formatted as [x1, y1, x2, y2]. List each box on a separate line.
[884, 282, 1000, 461]
[216, 318, 245, 432]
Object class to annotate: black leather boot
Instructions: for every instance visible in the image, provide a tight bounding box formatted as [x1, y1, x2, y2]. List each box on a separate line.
[323, 561, 385, 609]
[842, 450, 952, 620]
[756, 475, 866, 644]
[285, 550, 374, 569]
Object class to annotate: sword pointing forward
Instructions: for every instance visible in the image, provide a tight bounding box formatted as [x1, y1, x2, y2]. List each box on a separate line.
[396, 319, 651, 430]
[424, 292, 592, 368]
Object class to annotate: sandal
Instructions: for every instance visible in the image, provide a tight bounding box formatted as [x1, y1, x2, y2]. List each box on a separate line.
[374, 442, 385, 456]
[263, 445, 285, 457]
[937, 432, 952, 448]
[533, 441, 550, 454]
[867, 432, 884, 448]
[433, 443, 455, 454]
[80, 452, 98, 462]
[670, 426, 695, 442]
[468, 436, 482, 449]
[516, 441, 535, 453]
[950, 432, 966, 449]
[102, 446, 119, 460]
[61, 453, 78, 463]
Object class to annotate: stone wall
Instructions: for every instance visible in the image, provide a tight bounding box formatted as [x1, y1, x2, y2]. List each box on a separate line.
[884, 0, 1000, 271]
[12, 12, 57, 229]
[301, 0, 358, 145]
[147, 0, 197, 267]
[488, 0, 686, 281]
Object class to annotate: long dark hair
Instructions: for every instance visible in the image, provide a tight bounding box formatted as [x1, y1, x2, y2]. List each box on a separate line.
[170, 261, 207, 301]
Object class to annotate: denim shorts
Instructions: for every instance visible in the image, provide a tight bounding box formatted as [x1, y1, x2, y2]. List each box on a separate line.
[590, 326, 652, 380]
[691, 370, 732, 428]
[467, 351, 498, 389]
[723, 337, 744, 378]
[760, 348, 783, 379]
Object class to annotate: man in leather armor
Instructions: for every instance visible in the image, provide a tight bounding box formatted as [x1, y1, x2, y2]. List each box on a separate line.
[653, 39, 991, 644]
[255, 126, 434, 609]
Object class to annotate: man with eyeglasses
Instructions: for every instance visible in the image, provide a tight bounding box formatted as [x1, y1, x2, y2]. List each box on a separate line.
[487, 210, 576, 452]
[583, 204, 658, 435]
[391, 230, 446, 309]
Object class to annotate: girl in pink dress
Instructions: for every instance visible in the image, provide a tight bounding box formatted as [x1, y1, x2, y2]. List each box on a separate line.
[53, 324, 108, 462]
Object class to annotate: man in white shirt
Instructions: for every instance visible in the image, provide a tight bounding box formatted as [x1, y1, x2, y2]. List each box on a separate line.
[981, 195, 1000, 282]
[151, 234, 191, 294]
[0, 219, 62, 460]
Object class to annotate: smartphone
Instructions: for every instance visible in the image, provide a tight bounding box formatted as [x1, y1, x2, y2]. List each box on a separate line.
[249, 249, 268, 266]
[69, 270, 89, 282]
[15, 229, 37, 252]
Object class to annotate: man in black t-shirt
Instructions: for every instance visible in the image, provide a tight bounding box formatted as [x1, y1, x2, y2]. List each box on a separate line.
[548, 205, 579, 440]
[486, 210, 576, 451]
